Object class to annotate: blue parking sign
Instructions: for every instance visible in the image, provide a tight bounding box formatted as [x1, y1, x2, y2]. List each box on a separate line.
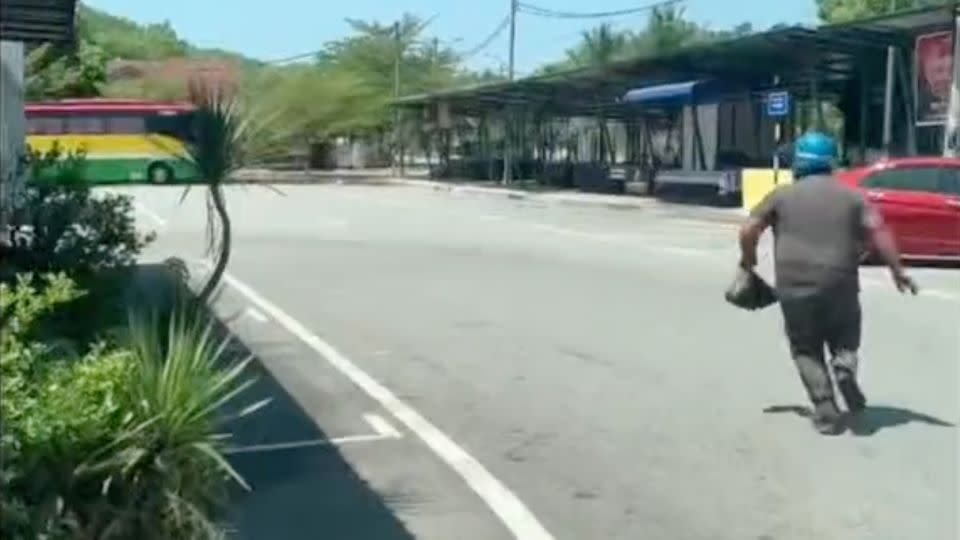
[766, 91, 790, 117]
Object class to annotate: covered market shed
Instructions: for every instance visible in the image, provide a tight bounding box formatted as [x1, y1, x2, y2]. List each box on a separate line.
[396, 3, 959, 201]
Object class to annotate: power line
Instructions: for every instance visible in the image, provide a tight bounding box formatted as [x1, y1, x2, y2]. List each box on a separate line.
[266, 50, 321, 65]
[459, 14, 512, 59]
[517, 0, 682, 19]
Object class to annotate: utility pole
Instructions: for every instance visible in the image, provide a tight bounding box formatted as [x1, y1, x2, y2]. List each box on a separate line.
[393, 21, 404, 177]
[502, 0, 518, 185]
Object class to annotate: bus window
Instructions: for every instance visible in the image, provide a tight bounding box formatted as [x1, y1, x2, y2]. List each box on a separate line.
[28, 116, 66, 135]
[67, 116, 107, 134]
[105, 115, 147, 134]
[146, 112, 196, 142]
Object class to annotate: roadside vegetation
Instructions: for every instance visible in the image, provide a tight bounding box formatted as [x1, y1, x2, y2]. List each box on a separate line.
[0, 146, 267, 539]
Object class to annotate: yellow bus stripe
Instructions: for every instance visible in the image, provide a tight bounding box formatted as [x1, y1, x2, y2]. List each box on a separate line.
[26, 134, 190, 156]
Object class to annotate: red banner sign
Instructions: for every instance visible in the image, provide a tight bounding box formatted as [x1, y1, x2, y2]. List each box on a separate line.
[915, 31, 955, 125]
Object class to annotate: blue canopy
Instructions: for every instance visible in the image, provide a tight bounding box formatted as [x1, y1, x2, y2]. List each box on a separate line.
[622, 80, 733, 106]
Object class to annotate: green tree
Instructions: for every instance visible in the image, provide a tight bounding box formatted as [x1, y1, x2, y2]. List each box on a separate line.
[25, 41, 107, 99]
[78, 4, 189, 60]
[263, 65, 383, 151]
[565, 24, 631, 67]
[537, 6, 711, 74]
[816, 0, 951, 23]
[632, 5, 706, 55]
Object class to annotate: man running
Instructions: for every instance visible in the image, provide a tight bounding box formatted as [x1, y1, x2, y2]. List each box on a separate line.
[738, 132, 918, 435]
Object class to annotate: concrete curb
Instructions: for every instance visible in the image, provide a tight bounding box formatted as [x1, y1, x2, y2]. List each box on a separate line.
[390, 178, 746, 224]
[231, 170, 746, 224]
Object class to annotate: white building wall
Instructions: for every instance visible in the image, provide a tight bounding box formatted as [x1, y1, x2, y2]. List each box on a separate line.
[1, 40, 26, 238]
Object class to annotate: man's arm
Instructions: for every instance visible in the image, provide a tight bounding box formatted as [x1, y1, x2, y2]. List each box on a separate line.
[739, 191, 777, 269]
[861, 201, 918, 294]
[739, 217, 770, 269]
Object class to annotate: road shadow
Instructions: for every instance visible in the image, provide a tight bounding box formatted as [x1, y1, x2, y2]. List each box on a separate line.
[220, 354, 416, 540]
[128, 264, 415, 540]
[763, 404, 955, 436]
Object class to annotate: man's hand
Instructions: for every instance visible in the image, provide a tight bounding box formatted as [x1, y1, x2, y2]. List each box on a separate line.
[892, 270, 918, 295]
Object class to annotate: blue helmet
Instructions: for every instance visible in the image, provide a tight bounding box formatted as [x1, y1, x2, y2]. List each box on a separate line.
[793, 131, 838, 179]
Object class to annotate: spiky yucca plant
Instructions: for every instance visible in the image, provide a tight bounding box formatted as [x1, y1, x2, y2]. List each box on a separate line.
[69, 299, 268, 539]
[185, 79, 248, 302]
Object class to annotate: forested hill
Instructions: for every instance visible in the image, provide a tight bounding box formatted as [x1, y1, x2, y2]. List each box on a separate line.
[78, 3, 261, 68]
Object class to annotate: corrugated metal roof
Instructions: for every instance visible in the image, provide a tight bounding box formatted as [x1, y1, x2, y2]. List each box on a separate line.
[395, 3, 958, 118]
[0, 0, 77, 43]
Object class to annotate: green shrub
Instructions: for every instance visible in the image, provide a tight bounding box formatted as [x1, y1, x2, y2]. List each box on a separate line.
[1, 276, 267, 540]
[2, 144, 155, 280]
[2, 347, 136, 540]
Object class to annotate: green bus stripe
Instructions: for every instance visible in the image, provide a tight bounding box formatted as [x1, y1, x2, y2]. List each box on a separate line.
[29, 157, 199, 185]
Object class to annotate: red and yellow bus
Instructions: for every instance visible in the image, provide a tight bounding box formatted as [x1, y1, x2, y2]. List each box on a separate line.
[26, 99, 199, 184]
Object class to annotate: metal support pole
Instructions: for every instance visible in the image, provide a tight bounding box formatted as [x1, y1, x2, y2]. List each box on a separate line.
[882, 46, 896, 157]
[393, 21, 403, 177]
[881, 0, 897, 157]
[945, 12, 960, 158]
[773, 75, 781, 184]
[503, 0, 517, 185]
[859, 69, 868, 164]
[811, 75, 824, 129]
[895, 47, 917, 156]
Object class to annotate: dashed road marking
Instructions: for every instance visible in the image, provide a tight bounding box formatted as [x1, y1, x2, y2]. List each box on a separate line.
[920, 289, 960, 302]
[225, 414, 402, 455]
[364, 413, 402, 439]
[244, 307, 269, 323]
[134, 201, 167, 228]
[533, 223, 613, 242]
[651, 245, 708, 257]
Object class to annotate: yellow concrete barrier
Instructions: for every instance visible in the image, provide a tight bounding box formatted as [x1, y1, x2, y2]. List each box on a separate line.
[741, 168, 794, 212]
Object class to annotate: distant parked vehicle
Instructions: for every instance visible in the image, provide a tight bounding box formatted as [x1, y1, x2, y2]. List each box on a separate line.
[26, 99, 199, 185]
[837, 157, 960, 260]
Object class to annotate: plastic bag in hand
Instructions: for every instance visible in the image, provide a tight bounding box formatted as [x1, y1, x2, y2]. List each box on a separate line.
[724, 267, 778, 311]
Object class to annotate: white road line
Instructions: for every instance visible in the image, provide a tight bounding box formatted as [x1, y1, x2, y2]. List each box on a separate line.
[244, 307, 269, 323]
[651, 245, 708, 257]
[533, 223, 721, 258]
[219, 270, 555, 540]
[364, 413, 403, 439]
[533, 223, 612, 242]
[225, 434, 395, 455]
[325, 218, 349, 229]
[920, 289, 960, 302]
[666, 218, 741, 230]
[478, 214, 507, 222]
[134, 201, 167, 227]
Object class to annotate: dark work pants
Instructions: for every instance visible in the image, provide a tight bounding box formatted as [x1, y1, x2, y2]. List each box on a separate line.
[779, 286, 862, 406]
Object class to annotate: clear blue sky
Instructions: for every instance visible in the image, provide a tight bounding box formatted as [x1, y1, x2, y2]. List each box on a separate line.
[84, 0, 818, 74]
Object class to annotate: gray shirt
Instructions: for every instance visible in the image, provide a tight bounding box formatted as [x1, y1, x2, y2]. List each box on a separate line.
[750, 174, 881, 299]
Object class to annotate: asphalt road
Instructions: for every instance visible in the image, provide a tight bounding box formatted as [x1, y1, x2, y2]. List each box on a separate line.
[122, 183, 959, 540]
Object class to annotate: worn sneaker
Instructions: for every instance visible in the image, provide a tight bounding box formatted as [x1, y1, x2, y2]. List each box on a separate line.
[812, 400, 845, 436]
[835, 368, 867, 413]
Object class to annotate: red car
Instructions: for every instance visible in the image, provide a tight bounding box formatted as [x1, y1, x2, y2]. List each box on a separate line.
[838, 157, 960, 261]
